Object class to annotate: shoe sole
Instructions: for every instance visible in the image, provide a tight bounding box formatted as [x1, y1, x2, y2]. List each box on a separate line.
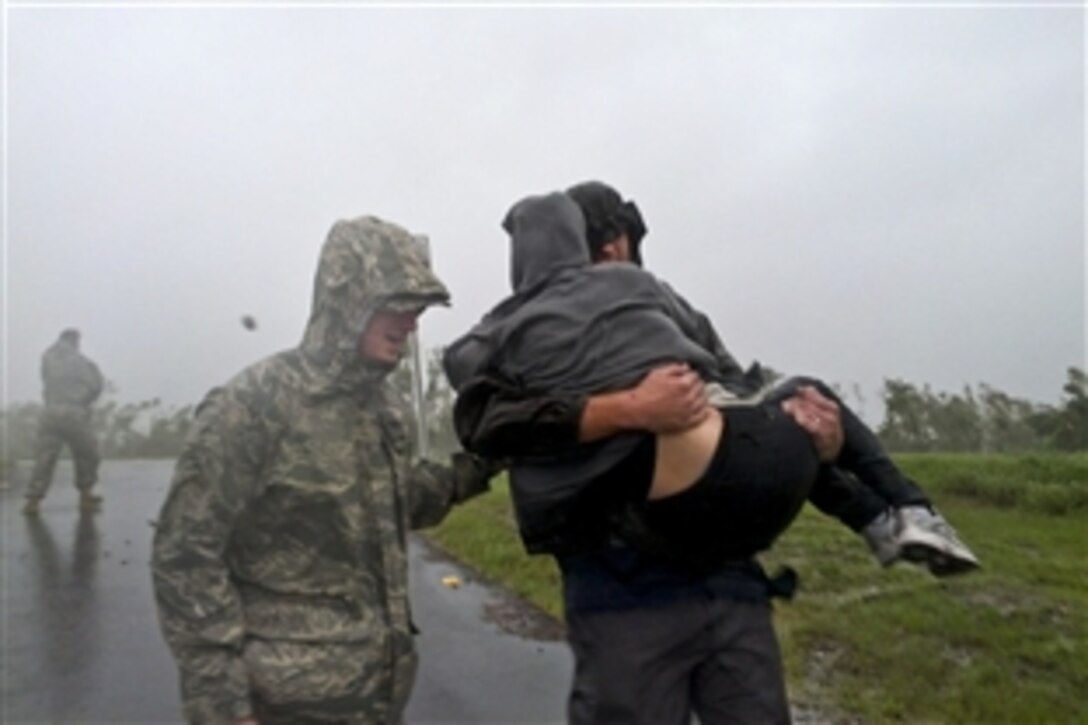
[929, 553, 980, 577]
[899, 529, 980, 577]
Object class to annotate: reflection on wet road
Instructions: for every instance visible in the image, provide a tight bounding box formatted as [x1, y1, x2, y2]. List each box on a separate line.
[2, 460, 571, 723]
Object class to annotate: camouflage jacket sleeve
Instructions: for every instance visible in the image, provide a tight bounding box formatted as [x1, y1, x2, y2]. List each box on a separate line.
[406, 451, 501, 530]
[377, 399, 498, 530]
[151, 385, 272, 723]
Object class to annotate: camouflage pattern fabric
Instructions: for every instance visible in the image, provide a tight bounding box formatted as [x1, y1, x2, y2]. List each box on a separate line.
[27, 338, 104, 498]
[151, 216, 493, 724]
[27, 406, 101, 497]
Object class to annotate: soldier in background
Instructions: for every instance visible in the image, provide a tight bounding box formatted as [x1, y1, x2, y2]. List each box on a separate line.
[23, 328, 104, 515]
[151, 215, 496, 724]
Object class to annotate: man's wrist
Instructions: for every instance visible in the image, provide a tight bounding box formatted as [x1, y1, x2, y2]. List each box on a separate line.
[579, 391, 638, 442]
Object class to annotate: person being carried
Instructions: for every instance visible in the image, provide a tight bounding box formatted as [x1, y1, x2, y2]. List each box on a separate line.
[445, 190, 979, 577]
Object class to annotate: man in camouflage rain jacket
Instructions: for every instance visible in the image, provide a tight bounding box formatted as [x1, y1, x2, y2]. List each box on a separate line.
[23, 328, 105, 514]
[151, 216, 495, 725]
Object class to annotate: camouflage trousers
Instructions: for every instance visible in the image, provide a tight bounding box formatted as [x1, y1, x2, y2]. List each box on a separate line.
[244, 636, 418, 725]
[27, 405, 100, 499]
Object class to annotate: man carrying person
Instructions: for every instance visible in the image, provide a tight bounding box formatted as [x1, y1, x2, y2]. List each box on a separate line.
[447, 181, 976, 724]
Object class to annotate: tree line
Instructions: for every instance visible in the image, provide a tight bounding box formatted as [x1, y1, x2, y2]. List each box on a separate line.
[3, 397, 197, 462]
[2, 358, 1085, 461]
[876, 367, 1087, 453]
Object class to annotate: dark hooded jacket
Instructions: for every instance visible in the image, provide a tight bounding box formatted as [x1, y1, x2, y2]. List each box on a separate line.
[41, 337, 103, 408]
[153, 216, 491, 724]
[444, 193, 730, 553]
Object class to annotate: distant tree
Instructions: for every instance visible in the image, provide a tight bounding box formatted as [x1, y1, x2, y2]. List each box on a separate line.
[929, 386, 984, 452]
[386, 344, 459, 459]
[849, 382, 869, 426]
[877, 376, 1063, 453]
[143, 405, 196, 458]
[96, 399, 159, 457]
[386, 358, 421, 451]
[423, 348, 459, 458]
[3, 394, 195, 461]
[1058, 367, 1088, 449]
[1041, 367, 1088, 451]
[977, 384, 1046, 452]
[879, 379, 937, 452]
[1, 402, 43, 460]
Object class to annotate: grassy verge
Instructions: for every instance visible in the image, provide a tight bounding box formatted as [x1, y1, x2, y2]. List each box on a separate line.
[424, 453, 1088, 723]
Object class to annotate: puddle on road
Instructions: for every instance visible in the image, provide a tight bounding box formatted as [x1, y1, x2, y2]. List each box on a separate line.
[481, 594, 565, 642]
[417, 537, 565, 642]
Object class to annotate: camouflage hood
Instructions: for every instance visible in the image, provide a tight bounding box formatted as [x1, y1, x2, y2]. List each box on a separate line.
[300, 215, 450, 395]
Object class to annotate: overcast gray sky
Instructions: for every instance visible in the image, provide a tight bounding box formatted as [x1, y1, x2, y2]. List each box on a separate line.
[4, 3, 1084, 424]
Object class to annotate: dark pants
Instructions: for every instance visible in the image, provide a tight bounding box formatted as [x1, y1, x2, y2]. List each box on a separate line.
[27, 405, 100, 500]
[566, 595, 790, 725]
[639, 404, 818, 571]
[563, 377, 927, 725]
[767, 376, 929, 531]
[629, 375, 930, 570]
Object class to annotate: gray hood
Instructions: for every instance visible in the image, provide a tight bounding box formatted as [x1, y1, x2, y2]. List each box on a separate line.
[505, 192, 591, 292]
[445, 192, 718, 395]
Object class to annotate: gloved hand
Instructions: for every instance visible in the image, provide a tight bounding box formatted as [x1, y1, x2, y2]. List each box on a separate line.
[450, 451, 507, 504]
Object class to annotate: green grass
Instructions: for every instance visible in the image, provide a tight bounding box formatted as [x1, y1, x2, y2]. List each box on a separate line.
[895, 452, 1088, 515]
[422, 453, 1088, 724]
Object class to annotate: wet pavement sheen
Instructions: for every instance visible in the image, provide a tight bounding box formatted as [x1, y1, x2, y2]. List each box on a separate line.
[1, 460, 571, 724]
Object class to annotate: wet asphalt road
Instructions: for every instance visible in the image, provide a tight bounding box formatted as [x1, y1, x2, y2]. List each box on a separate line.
[1, 460, 572, 724]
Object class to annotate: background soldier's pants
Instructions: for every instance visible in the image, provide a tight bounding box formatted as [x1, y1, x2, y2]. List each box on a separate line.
[27, 406, 100, 499]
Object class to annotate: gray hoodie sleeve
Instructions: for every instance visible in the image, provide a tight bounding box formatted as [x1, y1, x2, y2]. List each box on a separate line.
[451, 372, 586, 459]
[443, 331, 586, 458]
[656, 280, 750, 387]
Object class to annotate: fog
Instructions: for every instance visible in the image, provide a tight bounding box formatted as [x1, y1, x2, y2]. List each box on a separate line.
[5, 5, 1084, 424]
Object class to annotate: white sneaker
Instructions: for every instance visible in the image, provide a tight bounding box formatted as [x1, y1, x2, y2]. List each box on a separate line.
[861, 508, 901, 567]
[896, 506, 980, 577]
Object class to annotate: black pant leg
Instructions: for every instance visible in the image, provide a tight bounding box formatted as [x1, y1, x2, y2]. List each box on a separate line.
[807, 465, 888, 532]
[769, 376, 930, 509]
[689, 598, 791, 725]
[640, 406, 818, 568]
[566, 599, 705, 725]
